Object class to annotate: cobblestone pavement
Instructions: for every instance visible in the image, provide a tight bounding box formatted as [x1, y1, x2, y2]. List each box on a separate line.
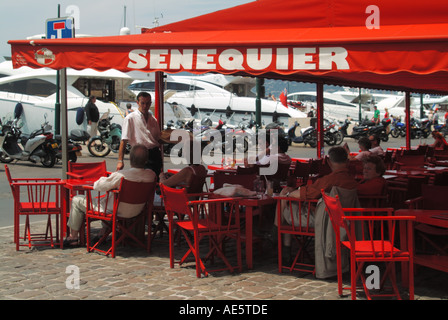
[0, 221, 447, 302]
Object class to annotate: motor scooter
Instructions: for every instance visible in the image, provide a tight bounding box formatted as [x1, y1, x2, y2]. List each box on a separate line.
[87, 110, 130, 157]
[0, 117, 58, 167]
[287, 121, 317, 148]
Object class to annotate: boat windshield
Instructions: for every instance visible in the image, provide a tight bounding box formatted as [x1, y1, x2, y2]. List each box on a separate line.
[0, 79, 57, 97]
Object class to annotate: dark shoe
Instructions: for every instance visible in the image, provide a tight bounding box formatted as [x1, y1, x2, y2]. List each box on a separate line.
[63, 237, 79, 248]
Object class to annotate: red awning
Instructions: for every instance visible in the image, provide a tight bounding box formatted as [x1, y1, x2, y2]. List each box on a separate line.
[8, 0, 448, 94]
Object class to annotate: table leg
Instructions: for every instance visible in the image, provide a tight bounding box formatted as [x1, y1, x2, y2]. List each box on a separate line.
[245, 206, 254, 269]
[61, 187, 69, 248]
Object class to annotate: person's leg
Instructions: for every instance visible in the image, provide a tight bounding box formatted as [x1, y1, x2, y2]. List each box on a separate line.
[66, 195, 87, 243]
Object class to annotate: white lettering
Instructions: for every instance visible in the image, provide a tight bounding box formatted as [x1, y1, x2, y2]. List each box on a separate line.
[127, 49, 148, 69]
[169, 49, 193, 69]
[126, 47, 349, 71]
[276, 48, 289, 70]
[196, 49, 216, 69]
[246, 48, 272, 70]
[219, 49, 244, 70]
[319, 47, 349, 70]
[149, 49, 168, 69]
[293, 47, 316, 70]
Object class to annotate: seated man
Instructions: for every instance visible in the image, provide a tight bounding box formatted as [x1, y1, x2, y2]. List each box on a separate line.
[357, 155, 387, 196]
[64, 144, 157, 246]
[274, 146, 358, 261]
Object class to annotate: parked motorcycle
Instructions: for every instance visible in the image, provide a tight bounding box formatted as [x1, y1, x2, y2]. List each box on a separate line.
[368, 118, 390, 142]
[339, 118, 370, 140]
[0, 117, 58, 167]
[54, 133, 83, 163]
[389, 117, 406, 138]
[87, 110, 130, 157]
[433, 123, 448, 137]
[287, 121, 317, 148]
[409, 117, 431, 139]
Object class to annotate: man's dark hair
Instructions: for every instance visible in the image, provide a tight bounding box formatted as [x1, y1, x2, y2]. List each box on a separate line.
[328, 146, 348, 164]
[136, 91, 152, 101]
[358, 136, 372, 150]
[130, 144, 149, 168]
[278, 136, 289, 153]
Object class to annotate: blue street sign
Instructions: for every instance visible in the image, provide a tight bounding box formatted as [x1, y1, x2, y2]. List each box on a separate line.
[46, 17, 75, 39]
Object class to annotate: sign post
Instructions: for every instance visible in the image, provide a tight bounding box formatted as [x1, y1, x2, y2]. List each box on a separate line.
[46, 16, 74, 179]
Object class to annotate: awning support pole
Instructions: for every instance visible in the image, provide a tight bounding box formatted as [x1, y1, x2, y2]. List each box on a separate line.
[317, 82, 324, 159]
[405, 91, 411, 150]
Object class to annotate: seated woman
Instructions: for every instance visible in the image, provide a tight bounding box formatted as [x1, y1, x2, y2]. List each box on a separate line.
[357, 155, 387, 196]
[430, 131, 448, 150]
[159, 141, 207, 193]
[345, 137, 372, 161]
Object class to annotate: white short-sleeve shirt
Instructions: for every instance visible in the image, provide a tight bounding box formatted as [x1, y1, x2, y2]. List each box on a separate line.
[122, 109, 161, 149]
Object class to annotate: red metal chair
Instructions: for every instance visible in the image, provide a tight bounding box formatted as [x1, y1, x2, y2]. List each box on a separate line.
[5, 165, 63, 250]
[276, 196, 318, 274]
[160, 184, 242, 278]
[288, 160, 311, 187]
[321, 189, 415, 300]
[85, 178, 156, 258]
[151, 166, 208, 241]
[67, 160, 110, 181]
[213, 171, 257, 190]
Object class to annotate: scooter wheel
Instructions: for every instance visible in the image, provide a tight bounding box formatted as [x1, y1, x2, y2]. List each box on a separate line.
[88, 138, 111, 157]
[68, 153, 77, 162]
[41, 152, 56, 168]
[0, 152, 13, 163]
[390, 129, 399, 138]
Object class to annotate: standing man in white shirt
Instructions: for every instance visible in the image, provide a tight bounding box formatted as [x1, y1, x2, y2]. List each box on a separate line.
[117, 92, 163, 177]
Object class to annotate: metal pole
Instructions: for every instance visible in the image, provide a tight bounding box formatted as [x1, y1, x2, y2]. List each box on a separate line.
[316, 82, 324, 159]
[255, 78, 263, 129]
[358, 87, 362, 122]
[54, 4, 61, 134]
[405, 91, 411, 150]
[420, 94, 424, 119]
[61, 68, 68, 179]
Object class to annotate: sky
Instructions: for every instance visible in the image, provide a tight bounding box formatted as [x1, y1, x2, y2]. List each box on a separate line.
[0, 0, 253, 60]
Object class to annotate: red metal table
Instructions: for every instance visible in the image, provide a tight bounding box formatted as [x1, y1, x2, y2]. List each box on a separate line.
[239, 194, 276, 269]
[395, 209, 448, 284]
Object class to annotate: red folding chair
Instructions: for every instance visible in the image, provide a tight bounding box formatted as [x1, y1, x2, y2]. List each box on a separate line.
[85, 178, 156, 258]
[67, 160, 110, 181]
[160, 184, 242, 278]
[321, 189, 415, 300]
[276, 196, 318, 274]
[5, 165, 63, 250]
[66, 160, 111, 244]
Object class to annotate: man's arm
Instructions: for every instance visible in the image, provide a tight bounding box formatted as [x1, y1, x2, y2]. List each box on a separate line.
[116, 139, 128, 171]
